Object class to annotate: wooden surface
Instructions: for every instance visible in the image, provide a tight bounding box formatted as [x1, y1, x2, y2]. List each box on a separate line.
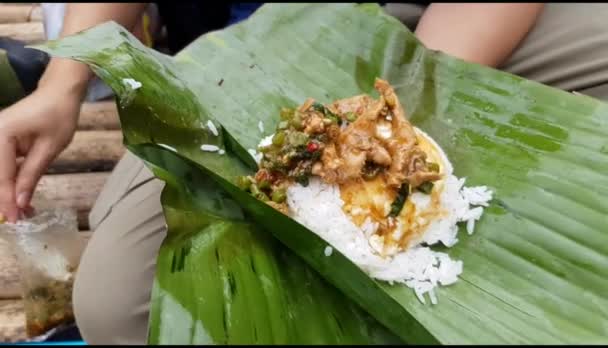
[37, 172, 110, 230]
[0, 22, 44, 43]
[54, 101, 124, 173]
[77, 101, 121, 131]
[0, 4, 42, 23]
[49, 131, 125, 174]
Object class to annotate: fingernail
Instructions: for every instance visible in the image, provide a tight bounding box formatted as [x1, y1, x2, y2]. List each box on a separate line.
[17, 192, 29, 209]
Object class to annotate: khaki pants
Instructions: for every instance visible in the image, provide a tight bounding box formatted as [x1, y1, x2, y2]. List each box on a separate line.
[72, 3, 608, 344]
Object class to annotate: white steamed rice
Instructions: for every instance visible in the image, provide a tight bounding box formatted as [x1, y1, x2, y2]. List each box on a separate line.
[248, 134, 274, 164]
[281, 128, 493, 304]
[207, 120, 219, 136]
[200, 144, 220, 152]
[122, 78, 142, 90]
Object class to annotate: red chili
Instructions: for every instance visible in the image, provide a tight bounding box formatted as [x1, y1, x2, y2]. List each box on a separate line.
[255, 169, 270, 182]
[267, 171, 278, 184]
[306, 141, 319, 153]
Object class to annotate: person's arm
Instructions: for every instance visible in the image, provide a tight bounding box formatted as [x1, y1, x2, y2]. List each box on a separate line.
[414, 3, 544, 68]
[0, 3, 147, 222]
[39, 3, 149, 99]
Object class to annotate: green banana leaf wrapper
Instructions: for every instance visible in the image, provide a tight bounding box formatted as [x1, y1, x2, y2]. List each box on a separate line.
[0, 48, 26, 106]
[35, 3, 608, 345]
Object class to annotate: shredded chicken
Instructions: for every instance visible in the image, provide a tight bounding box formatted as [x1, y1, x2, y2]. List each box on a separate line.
[316, 143, 342, 182]
[405, 151, 441, 187]
[298, 98, 315, 112]
[245, 78, 442, 215]
[311, 78, 440, 188]
[303, 113, 325, 134]
[331, 95, 373, 115]
[375, 79, 441, 187]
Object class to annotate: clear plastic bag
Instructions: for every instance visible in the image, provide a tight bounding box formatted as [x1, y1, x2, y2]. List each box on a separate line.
[0, 205, 83, 340]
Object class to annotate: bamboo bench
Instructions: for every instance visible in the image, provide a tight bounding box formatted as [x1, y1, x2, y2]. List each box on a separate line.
[0, 4, 44, 44]
[0, 101, 123, 342]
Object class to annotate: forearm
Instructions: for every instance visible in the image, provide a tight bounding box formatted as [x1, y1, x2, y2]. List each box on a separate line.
[415, 3, 544, 67]
[38, 3, 148, 100]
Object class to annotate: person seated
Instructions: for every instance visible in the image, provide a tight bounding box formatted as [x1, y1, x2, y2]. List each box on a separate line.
[1, 2, 607, 344]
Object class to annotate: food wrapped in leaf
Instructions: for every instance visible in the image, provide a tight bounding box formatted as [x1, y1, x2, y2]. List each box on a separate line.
[243, 78, 493, 303]
[35, 3, 608, 345]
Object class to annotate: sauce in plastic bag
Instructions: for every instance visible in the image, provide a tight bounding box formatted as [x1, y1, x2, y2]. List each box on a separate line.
[24, 267, 77, 337]
[0, 201, 82, 339]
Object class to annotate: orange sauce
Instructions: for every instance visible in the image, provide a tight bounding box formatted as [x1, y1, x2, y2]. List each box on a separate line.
[339, 132, 448, 256]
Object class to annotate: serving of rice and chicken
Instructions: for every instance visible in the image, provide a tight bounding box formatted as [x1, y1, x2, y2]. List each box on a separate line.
[239, 79, 492, 304]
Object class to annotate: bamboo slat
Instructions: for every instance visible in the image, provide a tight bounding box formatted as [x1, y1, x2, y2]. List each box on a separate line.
[49, 131, 125, 174]
[0, 22, 44, 43]
[77, 101, 121, 131]
[0, 5, 42, 24]
[37, 173, 109, 230]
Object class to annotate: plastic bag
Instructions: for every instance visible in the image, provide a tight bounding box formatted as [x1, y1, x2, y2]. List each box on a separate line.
[0, 204, 83, 340]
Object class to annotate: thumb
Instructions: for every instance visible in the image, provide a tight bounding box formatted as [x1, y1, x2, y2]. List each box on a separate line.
[15, 140, 56, 210]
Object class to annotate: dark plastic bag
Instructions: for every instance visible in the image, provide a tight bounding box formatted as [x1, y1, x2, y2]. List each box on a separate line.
[0, 37, 49, 99]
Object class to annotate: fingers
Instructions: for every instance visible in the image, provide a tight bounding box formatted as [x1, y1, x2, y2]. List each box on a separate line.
[0, 136, 18, 222]
[15, 140, 55, 211]
[14, 158, 34, 219]
[0, 90, 80, 221]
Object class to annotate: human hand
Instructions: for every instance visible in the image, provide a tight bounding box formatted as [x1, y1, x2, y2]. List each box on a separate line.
[0, 2, 151, 223]
[0, 86, 81, 222]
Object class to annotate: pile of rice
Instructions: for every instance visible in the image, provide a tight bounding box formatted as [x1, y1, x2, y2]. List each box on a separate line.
[252, 130, 492, 304]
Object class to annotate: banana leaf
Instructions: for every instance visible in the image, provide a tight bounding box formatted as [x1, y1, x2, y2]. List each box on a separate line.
[133, 145, 401, 344]
[35, 3, 608, 344]
[0, 48, 25, 106]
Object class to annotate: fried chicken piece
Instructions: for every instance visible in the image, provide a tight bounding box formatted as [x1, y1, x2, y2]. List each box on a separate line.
[374, 78, 426, 188]
[303, 113, 325, 134]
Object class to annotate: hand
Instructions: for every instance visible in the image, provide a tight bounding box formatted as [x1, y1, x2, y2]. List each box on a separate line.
[0, 87, 81, 222]
[0, 3, 149, 223]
